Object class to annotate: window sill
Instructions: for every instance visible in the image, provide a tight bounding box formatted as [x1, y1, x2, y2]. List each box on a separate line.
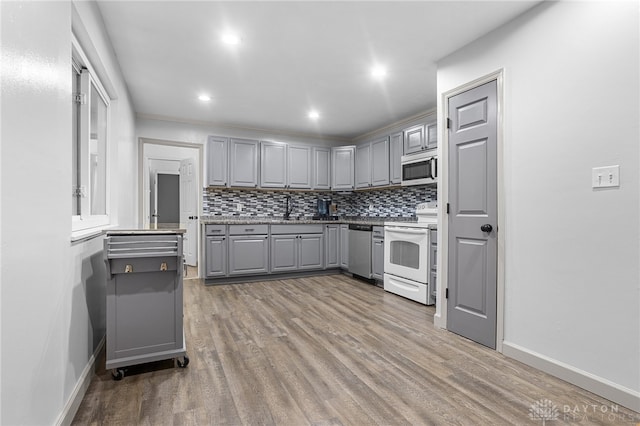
[70, 224, 117, 243]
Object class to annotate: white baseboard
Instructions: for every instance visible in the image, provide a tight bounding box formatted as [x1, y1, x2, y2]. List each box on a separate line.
[502, 341, 640, 412]
[56, 337, 105, 426]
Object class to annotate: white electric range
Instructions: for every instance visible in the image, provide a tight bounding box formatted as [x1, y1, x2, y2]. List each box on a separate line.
[383, 204, 437, 305]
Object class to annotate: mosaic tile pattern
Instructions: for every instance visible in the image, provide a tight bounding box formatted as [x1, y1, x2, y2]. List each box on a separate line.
[203, 186, 436, 218]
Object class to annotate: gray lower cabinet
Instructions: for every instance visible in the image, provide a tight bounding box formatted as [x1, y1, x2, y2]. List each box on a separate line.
[205, 236, 227, 277]
[339, 224, 349, 269]
[270, 234, 298, 272]
[270, 224, 324, 272]
[372, 226, 384, 280]
[429, 229, 437, 304]
[324, 224, 340, 268]
[228, 225, 269, 275]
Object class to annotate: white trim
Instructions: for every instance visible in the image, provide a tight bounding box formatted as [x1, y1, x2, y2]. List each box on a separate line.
[138, 138, 203, 277]
[437, 69, 505, 354]
[503, 341, 640, 412]
[55, 337, 105, 426]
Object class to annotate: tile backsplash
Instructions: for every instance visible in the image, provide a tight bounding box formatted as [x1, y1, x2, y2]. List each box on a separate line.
[203, 186, 436, 218]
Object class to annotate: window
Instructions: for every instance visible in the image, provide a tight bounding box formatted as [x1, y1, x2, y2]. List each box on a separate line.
[72, 37, 111, 236]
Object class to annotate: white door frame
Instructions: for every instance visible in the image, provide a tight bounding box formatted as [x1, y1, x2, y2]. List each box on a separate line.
[436, 69, 506, 353]
[138, 137, 204, 276]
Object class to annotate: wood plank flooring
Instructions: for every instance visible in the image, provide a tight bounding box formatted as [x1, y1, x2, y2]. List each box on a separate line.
[73, 275, 640, 425]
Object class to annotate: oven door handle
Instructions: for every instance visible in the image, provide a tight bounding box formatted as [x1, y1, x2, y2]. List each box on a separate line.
[385, 227, 429, 235]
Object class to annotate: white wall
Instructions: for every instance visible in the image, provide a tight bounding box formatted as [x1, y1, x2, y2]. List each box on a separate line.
[0, 1, 136, 424]
[437, 1, 639, 409]
[137, 115, 348, 150]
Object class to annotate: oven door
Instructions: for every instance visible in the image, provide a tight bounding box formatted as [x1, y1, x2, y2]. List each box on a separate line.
[384, 226, 429, 283]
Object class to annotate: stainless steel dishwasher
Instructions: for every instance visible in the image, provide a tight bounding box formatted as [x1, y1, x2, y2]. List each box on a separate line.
[348, 224, 373, 281]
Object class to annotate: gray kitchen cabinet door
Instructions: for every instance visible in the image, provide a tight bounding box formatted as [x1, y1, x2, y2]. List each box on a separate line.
[299, 234, 324, 270]
[324, 225, 340, 268]
[372, 237, 384, 280]
[355, 143, 372, 188]
[371, 136, 389, 187]
[207, 136, 228, 187]
[312, 147, 331, 190]
[270, 234, 298, 272]
[228, 235, 269, 275]
[339, 224, 349, 269]
[426, 122, 438, 150]
[389, 132, 403, 184]
[403, 124, 425, 155]
[205, 236, 227, 277]
[287, 145, 312, 189]
[331, 146, 355, 190]
[260, 141, 287, 188]
[229, 138, 259, 187]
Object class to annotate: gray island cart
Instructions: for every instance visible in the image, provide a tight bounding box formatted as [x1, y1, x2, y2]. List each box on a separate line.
[104, 229, 188, 380]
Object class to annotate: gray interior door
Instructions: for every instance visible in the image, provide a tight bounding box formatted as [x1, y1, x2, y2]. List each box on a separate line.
[157, 173, 180, 224]
[447, 80, 498, 349]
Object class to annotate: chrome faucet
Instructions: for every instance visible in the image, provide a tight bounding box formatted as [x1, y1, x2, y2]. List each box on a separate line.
[284, 195, 294, 219]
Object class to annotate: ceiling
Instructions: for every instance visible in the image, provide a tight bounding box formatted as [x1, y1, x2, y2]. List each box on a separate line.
[97, 1, 539, 140]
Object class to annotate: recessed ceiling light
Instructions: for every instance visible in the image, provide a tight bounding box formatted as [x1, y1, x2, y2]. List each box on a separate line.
[221, 33, 241, 46]
[198, 94, 211, 102]
[308, 110, 320, 120]
[371, 65, 387, 80]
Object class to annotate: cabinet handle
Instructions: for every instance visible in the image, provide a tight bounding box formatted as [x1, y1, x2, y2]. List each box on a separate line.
[245, 228, 254, 232]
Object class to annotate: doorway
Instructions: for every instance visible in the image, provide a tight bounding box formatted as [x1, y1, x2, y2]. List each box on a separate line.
[441, 70, 504, 351]
[139, 138, 203, 279]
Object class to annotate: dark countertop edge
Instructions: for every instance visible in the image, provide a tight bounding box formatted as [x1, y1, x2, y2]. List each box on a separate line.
[106, 228, 187, 235]
[200, 217, 420, 226]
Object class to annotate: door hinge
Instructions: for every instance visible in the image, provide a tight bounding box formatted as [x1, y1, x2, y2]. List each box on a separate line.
[74, 92, 86, 105]
[446, 203, 450, 214]
[73, 186, 86, 197]
[446, 118, 451, 129]
[445, 288, 449, 299]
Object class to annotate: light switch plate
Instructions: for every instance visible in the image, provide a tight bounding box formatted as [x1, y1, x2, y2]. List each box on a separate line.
[592, 165, 620, 188]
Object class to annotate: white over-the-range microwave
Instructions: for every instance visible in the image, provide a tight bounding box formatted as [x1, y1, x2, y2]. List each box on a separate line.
[401, 149, 437, 186]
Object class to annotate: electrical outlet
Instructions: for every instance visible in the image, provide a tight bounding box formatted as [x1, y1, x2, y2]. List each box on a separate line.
[592, 165, 620, 188]
[236, 203, 243, 212]
[368, 204, 374, 211]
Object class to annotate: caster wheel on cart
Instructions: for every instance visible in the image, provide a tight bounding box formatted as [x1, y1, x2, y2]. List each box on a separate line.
[177, 355, 189, 368]
[112, 369, 125, 381]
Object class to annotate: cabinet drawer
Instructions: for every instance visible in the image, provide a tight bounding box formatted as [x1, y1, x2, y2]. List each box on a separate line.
[271, 224, 323, 235]
[228, 224, 269, 235]
[205, 224, 226, 236]
[109, 257, 178, 275]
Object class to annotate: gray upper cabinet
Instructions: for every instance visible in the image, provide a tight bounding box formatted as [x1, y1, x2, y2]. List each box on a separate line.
[207, 136, 228, 187]
[403, 124, 425, 155]
[356, 137, 389, 188]
[260, 141, 287, 188]
[389, 132, 403, 184]
[426, 122, 438, 150]
[331, 146, 355, 190]
[312, 147, 331, 190]
[371, 137, 389, 187]
[355, 143, 371, 189]
[229, 138, 259, 187]
[287, 145, 312, 189]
